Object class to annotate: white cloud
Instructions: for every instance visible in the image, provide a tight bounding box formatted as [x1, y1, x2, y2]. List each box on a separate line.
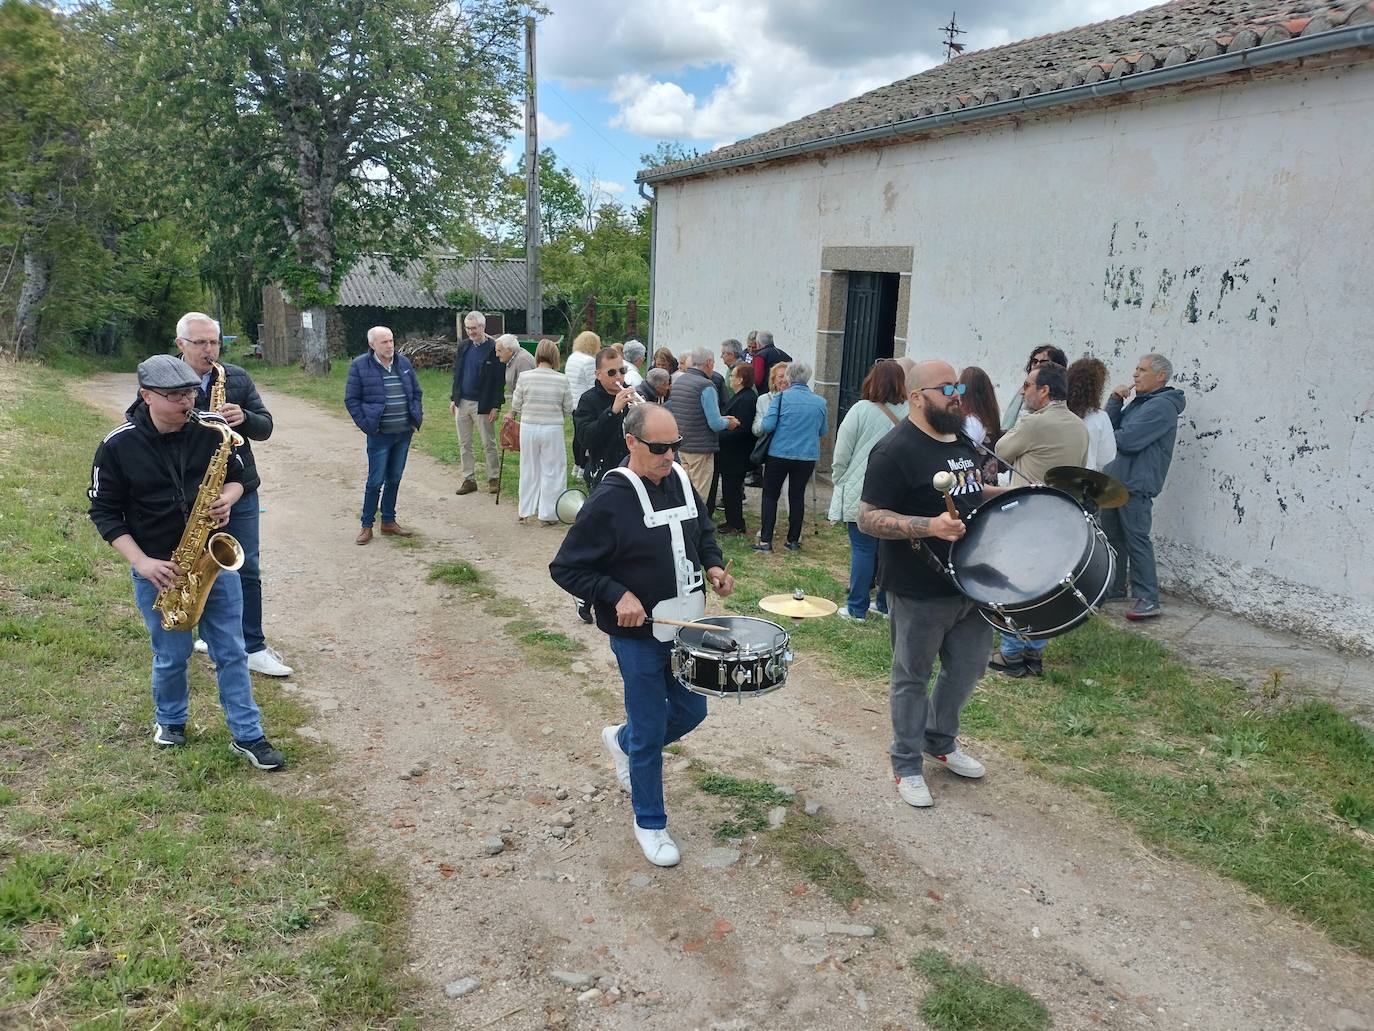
[591, 178, 626, 195]
[541, 0, 1150, 150]
[536, 112, 571, 141]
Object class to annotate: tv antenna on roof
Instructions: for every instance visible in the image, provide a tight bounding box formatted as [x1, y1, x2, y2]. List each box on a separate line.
[940, 12, 966, 61]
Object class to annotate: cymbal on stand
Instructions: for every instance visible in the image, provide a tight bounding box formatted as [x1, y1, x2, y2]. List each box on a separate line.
[759, 590, 838, 619]
[1044, 466, 1129, 510]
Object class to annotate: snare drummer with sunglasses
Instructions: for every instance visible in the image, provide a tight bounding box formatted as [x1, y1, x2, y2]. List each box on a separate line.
[551, 404, 734, 868]
[859, 360, 1007, 809]
[572, 347, 638, 489]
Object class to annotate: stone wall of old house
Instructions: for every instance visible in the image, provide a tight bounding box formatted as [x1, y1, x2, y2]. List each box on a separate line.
[649, 59, 1374, 652]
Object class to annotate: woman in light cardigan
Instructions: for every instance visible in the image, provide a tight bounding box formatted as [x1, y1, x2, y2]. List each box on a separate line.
[828, 360, 909, 619]
[563, 330, 600, 407]
[510, 339, 574, 525]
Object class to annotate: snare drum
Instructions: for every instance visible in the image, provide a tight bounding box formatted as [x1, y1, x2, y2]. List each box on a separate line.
[948, 486, 1114, 641]
[671, 615, 792, 699]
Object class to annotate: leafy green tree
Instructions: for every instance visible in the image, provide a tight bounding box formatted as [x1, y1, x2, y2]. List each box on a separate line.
[88, 0, 527, 372]
[638, 140, 698, 171]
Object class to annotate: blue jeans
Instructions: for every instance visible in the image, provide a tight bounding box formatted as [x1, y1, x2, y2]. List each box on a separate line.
[846, 523, 888, 618]
[362, 431, 413, 527]
[132, 569, 265, 743]
[1100, 492, 1158, 604]
[223, 491, 264, 654]
[1000, 634, 1046, 658]
[609, 636, 707, 830]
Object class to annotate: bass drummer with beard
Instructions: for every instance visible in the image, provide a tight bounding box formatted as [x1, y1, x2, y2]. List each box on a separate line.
[858, 359, 1008, 810]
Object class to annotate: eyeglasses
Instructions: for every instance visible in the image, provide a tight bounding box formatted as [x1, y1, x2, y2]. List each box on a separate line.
[633, 435, 682, 455]
[602, 366, 628, 377]
[150, 388, 197, 402]
[920, 383, 967, 397]
[179, 338, 219, 349]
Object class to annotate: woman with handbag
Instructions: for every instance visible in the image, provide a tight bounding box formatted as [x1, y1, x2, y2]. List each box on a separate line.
[753, 361, 829, 553]
[828, 360, 908, 619]
[509, 339, 574, 525]
[716, 363, 759, 536]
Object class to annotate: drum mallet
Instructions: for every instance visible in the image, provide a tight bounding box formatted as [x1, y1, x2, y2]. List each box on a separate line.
[647, 616, 737, 652]
[932, 471, 960, 519]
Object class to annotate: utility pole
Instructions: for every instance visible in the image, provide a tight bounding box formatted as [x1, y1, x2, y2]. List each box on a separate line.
[524, 15, 542, 335]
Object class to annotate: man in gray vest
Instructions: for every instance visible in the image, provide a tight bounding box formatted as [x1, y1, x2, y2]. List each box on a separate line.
[668, 347, 738, 502]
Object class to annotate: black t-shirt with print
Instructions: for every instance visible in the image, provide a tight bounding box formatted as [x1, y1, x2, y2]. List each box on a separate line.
[860, 419, 985, 599]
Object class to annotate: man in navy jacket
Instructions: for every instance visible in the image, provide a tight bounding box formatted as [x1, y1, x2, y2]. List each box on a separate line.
[345, 326, 424, 544]
[1101, 353, 1187, 620]
[450, 311, 506, 496]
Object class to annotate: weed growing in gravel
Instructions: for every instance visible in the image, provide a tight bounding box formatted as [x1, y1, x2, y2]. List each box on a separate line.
[914, 949, 1049, 1031]
[693, 771, 793, 838]
[505, 618, 585, 668]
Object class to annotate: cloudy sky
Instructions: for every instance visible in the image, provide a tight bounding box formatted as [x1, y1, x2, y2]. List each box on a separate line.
[518, 0, 1152, 205]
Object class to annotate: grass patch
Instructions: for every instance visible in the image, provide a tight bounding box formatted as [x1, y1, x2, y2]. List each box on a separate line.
[504, 617, 585, 669]
[426, 559, 493, 597]
[692, 769, 875, 904]
[914, 949, 1050, 1031]
[1, 363, 418, 1026]
[483, 596, 528, 618]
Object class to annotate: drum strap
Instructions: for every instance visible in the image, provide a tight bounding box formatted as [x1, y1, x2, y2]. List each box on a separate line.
[607, 465, 705, 641]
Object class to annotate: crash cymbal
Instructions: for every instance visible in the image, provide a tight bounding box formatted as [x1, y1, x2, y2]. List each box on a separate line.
[1044, 465, 1129, 510]
[759, 591, 839, 619]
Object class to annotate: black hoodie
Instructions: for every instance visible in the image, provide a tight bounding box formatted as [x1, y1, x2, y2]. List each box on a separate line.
[88, 400, 245, 560]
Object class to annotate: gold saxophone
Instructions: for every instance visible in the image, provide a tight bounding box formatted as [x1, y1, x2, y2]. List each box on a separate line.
[208, 359, 227, 411]
[153, 410, 245, 632]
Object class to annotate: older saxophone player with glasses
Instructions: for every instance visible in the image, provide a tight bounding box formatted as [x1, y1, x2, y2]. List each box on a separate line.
[89, 354, 285, 771]
[171, 312, 294, 677]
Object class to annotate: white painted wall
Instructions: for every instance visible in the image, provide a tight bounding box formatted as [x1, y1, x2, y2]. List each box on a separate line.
[650, 61, 1374, 652]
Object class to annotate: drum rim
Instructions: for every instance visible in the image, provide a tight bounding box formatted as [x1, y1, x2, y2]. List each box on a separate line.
[682, 680, 787, 699]
[975, 525, 1112, 638]
[676, 614, 790, 659]
[953, 487, 1097, 606]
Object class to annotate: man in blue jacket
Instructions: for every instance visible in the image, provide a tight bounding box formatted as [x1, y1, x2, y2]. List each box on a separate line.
[1101, 353, 1187, 620]
[345, 326, 424, 544]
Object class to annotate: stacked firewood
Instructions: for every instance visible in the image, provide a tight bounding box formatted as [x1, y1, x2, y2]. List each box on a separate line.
[396, 336, 457, 369]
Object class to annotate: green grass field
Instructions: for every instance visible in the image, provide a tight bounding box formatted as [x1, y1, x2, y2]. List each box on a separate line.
[0, 364, 419, 1027]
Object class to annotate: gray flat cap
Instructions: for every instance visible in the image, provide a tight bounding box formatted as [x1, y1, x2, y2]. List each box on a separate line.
[137, 354, 200, 390]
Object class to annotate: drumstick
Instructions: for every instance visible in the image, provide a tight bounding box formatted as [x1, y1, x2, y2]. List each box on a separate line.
[648, 616, 731, 632]
[932, 471, 959, 519]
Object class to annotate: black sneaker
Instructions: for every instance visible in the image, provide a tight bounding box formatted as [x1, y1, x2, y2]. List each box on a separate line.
[987, 653, 1028, 679]
[751, 541, 773, 553]
[153, 723, 187, 747]
[1023, 653, 1044, 676]
[784, 541, 801, 552]
[575, 598, 594, 624]
[230, 737, 286, 771]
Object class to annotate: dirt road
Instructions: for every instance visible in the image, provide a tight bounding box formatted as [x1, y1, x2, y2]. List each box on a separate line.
[75, 375, 1374, 1031]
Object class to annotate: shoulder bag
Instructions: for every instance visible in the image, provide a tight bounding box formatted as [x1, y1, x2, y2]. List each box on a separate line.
[750, 393, 781, 466]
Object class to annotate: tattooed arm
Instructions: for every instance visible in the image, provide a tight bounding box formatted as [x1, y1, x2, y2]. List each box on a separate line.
[858, 501, 965, 542]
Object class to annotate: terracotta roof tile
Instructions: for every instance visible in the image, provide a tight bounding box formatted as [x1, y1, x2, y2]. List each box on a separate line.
[641, 0, 1372, 183]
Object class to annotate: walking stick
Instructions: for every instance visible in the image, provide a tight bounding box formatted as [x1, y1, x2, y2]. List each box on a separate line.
[495, 447, 505, 505]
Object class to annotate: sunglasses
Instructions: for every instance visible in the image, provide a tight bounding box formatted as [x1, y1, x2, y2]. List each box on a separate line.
[920, 383, 967, 397]
[633, 435, 682, 455]
[602, 366, 628, 376]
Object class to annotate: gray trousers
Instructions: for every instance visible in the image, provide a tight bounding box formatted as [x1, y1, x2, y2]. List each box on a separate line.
[888, 592, 993, 777]
[1100, 492, 1158, 604]
[454, 399, 499, 482]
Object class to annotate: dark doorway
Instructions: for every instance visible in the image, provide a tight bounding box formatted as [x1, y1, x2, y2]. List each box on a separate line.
[838, 272, 899, 424]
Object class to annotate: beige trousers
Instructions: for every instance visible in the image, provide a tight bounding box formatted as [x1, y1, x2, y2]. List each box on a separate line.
[678, 451, 715, 503]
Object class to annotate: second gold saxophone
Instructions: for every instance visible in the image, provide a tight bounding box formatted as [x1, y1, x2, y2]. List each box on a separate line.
[153, 410, 245, 632]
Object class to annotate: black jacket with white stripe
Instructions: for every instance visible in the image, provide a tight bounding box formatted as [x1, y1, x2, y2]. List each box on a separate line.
[88, 400, 245, 560]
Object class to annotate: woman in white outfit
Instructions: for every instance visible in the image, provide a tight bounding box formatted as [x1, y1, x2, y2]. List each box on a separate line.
[563, 330, 600, 407]
[510, 339, 574, 525]
[1067, 356, 1117, 471]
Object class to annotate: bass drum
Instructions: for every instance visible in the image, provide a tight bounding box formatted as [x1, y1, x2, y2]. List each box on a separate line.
[949, 486, 1114, 641]
[671, 615, 792, 699]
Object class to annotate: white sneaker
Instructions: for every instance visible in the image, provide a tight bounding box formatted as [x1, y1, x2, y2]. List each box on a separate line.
[193, 638, 208, 654]
[896, 775, 933, 807]
[924, 745, 986, 779]
[601, 725, 632, 793]
[633, 822, 680, 867]
[836, 608, 861, 621]
[247, 647, 294, 677]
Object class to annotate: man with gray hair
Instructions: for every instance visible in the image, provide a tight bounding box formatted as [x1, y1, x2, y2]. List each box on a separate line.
[623, 339, 646, 387]
[450, 311, 505, 495]
[749, 330, 791, 391]
[1101, 353, 1187, 621]
[494, 333, 535, 394]
[637, 367, 670, 404]
[668, 347, 738, 501]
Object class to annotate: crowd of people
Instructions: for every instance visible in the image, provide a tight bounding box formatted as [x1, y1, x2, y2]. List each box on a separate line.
[88, 308, 1187, 866]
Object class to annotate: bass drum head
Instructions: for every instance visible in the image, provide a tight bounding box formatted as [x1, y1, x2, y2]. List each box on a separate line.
[953, 487, 1090, 606]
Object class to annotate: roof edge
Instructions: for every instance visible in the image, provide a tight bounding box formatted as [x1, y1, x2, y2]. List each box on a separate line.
[638, 23, 1374, 186]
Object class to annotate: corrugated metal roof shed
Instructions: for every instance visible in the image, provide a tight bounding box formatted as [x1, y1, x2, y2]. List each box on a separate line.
[336, 255, 528, 311]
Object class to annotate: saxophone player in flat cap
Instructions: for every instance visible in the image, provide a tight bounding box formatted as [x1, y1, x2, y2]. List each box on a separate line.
[89, 354, 285, 771]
